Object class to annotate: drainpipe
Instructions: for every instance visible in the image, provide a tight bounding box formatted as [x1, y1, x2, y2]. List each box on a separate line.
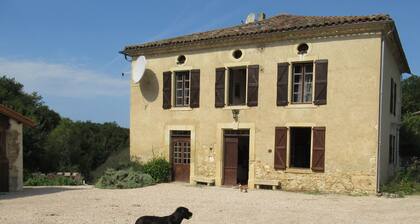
[377, 36, 385, 193]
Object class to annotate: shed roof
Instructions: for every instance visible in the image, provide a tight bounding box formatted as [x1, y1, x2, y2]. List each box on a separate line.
[0, 104, 36, 128]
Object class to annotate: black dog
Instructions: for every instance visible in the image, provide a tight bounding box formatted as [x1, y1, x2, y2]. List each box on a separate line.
[135, 207, 193, 224]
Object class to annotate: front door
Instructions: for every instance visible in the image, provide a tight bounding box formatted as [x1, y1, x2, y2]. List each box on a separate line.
[223, 137, 238, 185]
[171, 133, 191, 182]
[0, 127, 9, 192]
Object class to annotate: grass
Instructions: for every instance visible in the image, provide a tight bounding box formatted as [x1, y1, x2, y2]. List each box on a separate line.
[25, 174, 83, 186]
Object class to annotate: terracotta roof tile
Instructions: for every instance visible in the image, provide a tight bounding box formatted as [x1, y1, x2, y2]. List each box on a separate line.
[123, 14, 391, 51]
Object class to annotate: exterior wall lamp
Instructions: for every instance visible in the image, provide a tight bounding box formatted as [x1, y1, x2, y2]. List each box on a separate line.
[232, 109, 240, 122]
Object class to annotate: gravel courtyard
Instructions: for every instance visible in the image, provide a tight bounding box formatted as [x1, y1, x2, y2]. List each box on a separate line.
[1, 183, 419, 224]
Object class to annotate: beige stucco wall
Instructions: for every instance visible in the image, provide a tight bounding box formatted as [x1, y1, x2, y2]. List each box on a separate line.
[130, 33, 383, 193]
[378, 38, 402, 186]
[6, 119, 23, 191]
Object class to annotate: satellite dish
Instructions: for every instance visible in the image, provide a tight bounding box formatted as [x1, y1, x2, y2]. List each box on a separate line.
[133, 56, 147, 83]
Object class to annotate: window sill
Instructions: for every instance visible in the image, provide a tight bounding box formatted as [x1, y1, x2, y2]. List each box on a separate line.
[170, 107, 193, 111]
[285, 104, 318, 109]
[285, 168, 313, 174]
[222, 105, 250, 110]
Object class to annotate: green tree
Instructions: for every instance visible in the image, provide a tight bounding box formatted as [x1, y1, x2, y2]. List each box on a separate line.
[0, 75, 61, 171]
[400, 75, 420, 158]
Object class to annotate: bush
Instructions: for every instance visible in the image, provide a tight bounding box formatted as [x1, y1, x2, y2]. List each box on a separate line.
[25, 174, 83, 186]
[142, 157, 171, 183]
[382, 157, 420, 195]
[95, 168, 155, 189]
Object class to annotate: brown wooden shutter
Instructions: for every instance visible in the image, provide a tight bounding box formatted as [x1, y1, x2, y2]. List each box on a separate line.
[215, 67, 226, 108]
[274, 127, 287, 170]
[390, 78, 394, 114]
[277, 63, 289, 106]
[314, 60, 328, 105]
[162, 71, 172, 109]
[190, 69, 200, 108]
[312, 127, 326, 172]
[247, 65, 259, 107]
[393, 81, 397, 116]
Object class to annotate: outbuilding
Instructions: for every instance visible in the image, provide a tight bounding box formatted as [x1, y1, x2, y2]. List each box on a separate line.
[0, 104, 35, 192]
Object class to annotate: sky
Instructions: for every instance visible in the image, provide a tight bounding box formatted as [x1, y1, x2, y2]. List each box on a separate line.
[0, 0, 418, 128]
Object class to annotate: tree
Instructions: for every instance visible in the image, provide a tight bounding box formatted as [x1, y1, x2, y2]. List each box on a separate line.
[400, 75, 420, 158]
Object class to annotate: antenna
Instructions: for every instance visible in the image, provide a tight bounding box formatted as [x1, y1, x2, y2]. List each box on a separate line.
[132, 56, 147, 83]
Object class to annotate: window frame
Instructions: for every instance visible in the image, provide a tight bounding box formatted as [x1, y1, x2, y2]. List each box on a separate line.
[227, 66, 248, 106]
[291, 62, 314, 104]
[174, 71, 191, 107]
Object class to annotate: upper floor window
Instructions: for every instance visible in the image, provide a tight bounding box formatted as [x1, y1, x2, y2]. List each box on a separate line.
[228, 67, 247, 106]
[390, 78, 397, 116]
[292, 63, 313, 103]
[175, 71, 190, 107]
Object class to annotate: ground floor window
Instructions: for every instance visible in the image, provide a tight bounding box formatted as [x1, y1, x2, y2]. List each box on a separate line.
[290, 127, 311, 168]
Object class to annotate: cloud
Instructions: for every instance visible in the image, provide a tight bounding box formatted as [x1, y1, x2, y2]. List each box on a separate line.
[0, 58, 128, 98]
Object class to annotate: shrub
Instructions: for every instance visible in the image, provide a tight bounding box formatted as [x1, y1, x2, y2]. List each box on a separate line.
[382, 157, 420, 195]
[95, 168, 155, 189]
[25, 174, 83, 186]
[142, 157, 171, 183]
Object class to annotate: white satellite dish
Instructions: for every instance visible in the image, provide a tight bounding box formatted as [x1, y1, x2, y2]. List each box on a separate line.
[132, 56, 147, 83]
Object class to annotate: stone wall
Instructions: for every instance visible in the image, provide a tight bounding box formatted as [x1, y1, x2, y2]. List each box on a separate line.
[254, 161, 376, 194]
[6, 120, 23, 191]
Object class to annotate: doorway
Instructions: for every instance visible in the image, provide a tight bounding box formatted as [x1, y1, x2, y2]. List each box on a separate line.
[170, 131, 191, 182]
[0, 126, 8, 192]
[223, 129, 249, 185]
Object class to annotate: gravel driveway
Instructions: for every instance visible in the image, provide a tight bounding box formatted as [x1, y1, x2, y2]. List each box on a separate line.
[1, 183, 419, 224]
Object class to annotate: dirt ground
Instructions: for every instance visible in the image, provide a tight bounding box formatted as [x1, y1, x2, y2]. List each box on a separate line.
[1, 183, 419, 224]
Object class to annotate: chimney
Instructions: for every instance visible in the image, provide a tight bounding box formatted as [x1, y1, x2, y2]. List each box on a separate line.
[245, 12, 266, 24]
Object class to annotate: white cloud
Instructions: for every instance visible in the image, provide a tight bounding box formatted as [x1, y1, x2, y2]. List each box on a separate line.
[0, 58, 129, 98]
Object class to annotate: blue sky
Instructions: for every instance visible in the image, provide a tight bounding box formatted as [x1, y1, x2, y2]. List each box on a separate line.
[0, 0, 418, 128]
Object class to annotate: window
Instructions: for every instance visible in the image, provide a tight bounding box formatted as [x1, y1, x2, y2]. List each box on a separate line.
[292, 63, 313, 103]
[177, 55, 186, 64]
[174, 71, 190, 107]
[228, 67, 247, 106]
[390, 78, 397, 116]
[290, 127, 311, 168]
[232, 49, 243, 59]
[297, 43, 309, 54]
[389, 134, 396, 164]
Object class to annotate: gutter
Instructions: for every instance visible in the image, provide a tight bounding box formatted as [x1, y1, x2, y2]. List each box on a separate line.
[377, 35, 385, 192]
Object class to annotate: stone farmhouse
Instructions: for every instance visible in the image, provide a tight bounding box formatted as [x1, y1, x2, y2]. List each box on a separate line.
[121, 13, 409, 193]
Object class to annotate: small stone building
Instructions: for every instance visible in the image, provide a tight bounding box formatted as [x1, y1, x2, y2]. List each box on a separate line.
[122, 13, 409, 194]
[0, 104, 35, 192]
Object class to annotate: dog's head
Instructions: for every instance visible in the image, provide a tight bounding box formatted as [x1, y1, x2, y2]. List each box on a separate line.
[175, 207, 193, 220]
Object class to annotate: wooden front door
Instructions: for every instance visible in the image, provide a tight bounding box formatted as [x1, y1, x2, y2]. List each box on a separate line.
[0, 127, 9, 192]
[223, 137, 238, 185]
[171, 136, 191, 182]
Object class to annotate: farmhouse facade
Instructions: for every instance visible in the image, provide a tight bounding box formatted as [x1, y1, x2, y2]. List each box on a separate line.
[122, 14, 409, 193]
[0, 104, 35, 192]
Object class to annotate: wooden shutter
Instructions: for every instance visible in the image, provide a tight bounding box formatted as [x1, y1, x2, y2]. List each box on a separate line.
[190, 69, 200, 108]
[274, 127, 287, 170]
[390, 78, 394, 114]
[314, 60, 328, 105]
[312, 127, 326, 172]
[162, 71, 172, 109]
[215, 67, 226, 108]
[393, 81, 397, 116]
[247, 65, 259, 107]
[277, 63, 289, 106]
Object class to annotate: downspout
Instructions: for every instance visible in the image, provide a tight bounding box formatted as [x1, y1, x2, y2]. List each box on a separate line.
[377, 36, 385, 192]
